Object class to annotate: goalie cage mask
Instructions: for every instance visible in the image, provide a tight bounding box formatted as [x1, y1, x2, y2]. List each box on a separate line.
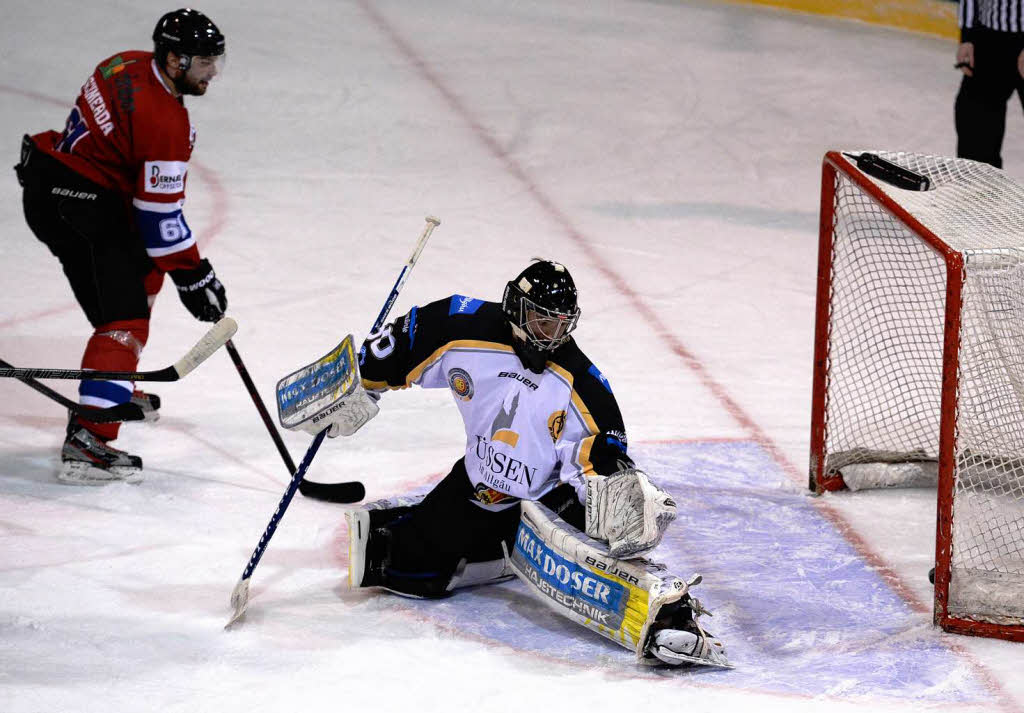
[502, 259, 581, 353]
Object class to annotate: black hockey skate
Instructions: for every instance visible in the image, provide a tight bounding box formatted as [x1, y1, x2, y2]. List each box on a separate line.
[131, 390, 161, 422]
[59, 423, 143, 485]
[647, 592, 732, 668]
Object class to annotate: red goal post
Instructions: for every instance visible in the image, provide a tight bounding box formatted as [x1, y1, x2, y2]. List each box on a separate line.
[810, 150, 1024, 641]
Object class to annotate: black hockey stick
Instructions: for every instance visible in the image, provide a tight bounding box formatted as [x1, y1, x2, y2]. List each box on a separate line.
[224, 338, 298, 474]
[297, 477, 366, 503]
[0, 358, 146, 423]
[0, 317, 237, 381]
[226, 216, 439, 628]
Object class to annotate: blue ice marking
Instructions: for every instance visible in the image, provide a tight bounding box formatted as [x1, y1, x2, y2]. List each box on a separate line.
[377, 441, 994, 703]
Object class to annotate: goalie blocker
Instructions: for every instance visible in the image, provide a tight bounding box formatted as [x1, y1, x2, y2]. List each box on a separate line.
[276, 335, 380, 438]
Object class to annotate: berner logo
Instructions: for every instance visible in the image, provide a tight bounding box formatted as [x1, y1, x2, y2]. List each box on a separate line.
[149, 165, 184, 188]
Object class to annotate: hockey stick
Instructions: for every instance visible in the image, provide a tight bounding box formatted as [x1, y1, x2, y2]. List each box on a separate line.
[297, 477, 366, 503]
[0, 359, 146, 423]
[0, 317, 237, 381]
[224, 338, 298, 474]
[226, 216, 439, 628]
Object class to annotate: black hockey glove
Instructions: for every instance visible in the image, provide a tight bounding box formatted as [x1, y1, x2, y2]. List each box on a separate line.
[170, 258, 227, 322]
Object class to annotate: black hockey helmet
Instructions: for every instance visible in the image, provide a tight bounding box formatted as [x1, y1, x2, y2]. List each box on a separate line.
[153, 8, 225, 69]
[502, 259, 581, 353]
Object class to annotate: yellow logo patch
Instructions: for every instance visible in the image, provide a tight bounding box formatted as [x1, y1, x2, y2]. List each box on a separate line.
[548, 410, 566, 442]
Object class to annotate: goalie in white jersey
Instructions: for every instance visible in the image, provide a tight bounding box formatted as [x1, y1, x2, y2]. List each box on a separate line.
[318, 259, 730, 668]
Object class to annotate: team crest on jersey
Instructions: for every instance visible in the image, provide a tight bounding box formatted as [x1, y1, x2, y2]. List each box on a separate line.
[548, 410, 566, 442]
[473, 484, 517, 506]
[490, 392, 520, 447]
[99, 55, 137, 80]
[448, 368, 474, 401]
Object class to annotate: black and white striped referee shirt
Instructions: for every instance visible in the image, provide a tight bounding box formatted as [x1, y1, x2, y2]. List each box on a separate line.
[959, 0, 1024, 38]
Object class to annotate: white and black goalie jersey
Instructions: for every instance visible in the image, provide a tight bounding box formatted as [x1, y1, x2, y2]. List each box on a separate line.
[359, 295, 633, 509]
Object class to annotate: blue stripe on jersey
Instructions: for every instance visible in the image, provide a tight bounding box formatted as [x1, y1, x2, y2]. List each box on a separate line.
[449, 295, 484, 315]
[79, 379, 132, 405]
[407, 306, 418, 348]
[134, 203, 194, 257]
[588, 364, 613, 394]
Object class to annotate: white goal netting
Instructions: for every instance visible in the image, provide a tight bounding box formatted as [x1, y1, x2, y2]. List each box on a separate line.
[818, 151, 1024, 627]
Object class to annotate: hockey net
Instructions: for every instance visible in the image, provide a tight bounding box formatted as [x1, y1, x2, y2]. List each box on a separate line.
[810, 150, 1024, 640]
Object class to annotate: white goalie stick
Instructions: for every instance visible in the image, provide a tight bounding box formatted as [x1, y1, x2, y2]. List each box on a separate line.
[0, 317, 238, 382]
[226, 217, 440, 628]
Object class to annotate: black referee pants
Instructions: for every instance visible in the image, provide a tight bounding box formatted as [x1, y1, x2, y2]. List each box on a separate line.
[955, 28, 1024, 169]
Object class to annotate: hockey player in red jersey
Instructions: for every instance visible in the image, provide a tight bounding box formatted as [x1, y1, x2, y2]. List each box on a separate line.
[14, 9, 228, 484]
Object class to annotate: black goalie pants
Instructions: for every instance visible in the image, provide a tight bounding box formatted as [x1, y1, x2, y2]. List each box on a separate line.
[367, 458, 583, 598]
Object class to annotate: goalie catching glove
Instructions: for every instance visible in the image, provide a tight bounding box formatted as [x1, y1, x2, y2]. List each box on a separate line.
[585, 467, 677, 558]
[276, 335, 380, 438]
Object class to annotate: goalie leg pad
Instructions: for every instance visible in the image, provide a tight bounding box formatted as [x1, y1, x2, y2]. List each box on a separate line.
[345, 495, 423, 590]
[509, 501, 730, 667]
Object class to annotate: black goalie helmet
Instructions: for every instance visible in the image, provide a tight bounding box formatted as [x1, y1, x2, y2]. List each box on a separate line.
[502, 259, 581, 352]
[153, 8, 225, 69]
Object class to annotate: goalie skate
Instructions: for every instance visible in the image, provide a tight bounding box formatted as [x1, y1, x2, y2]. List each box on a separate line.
[647, 594, 732, 668]
[59, 425, 142, 485]
[650, 626, 731, 668]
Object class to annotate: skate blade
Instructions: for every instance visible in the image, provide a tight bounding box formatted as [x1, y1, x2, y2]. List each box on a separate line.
[653, 644, 734, 669]
[58, 460, 144, 485]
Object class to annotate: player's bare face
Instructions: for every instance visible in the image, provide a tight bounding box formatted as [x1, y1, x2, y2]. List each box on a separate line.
[180, 56, 222, 95]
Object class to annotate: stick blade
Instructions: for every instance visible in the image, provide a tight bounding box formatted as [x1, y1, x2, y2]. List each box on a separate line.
[299, 479, 366, 501]
[174, 317, 238, 379]
[299, 478, 366, 503]
[225, 577, 250, 629]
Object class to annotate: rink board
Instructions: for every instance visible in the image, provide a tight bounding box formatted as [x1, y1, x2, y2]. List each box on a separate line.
[377, 440, 994, 703]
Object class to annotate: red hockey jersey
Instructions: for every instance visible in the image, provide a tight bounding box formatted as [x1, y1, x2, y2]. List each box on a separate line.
[33, 51, 201, 272]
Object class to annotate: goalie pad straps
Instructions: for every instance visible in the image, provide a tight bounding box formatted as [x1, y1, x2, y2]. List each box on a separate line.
[584, 468, 677, 559]
[508, 501, 692, 664]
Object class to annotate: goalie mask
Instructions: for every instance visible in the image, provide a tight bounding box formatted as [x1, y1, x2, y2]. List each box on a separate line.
[502, 260, 581, 370]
